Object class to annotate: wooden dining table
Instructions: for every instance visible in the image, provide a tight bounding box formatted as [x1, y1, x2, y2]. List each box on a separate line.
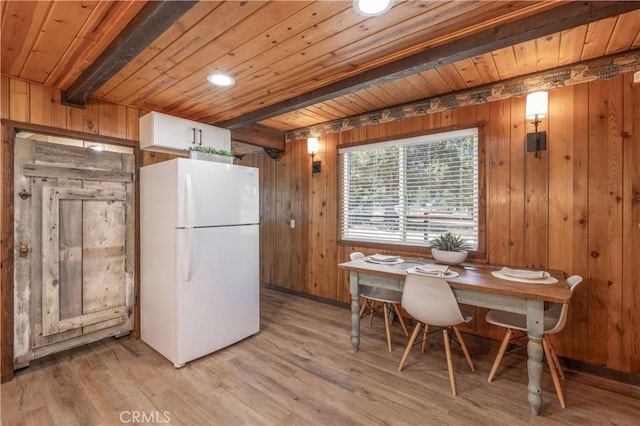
[338, 257, 571, 416]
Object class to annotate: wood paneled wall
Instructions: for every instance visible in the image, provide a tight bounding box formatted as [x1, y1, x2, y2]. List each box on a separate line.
[239, 74, 640, 374]
[1, 74, 639, 376]
[0, 76, 141, 140]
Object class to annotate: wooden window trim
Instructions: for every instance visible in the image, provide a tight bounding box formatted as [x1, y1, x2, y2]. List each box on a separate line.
[336, 123, 487, 262]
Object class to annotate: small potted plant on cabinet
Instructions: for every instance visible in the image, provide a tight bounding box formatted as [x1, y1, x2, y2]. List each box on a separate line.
[429, 232, 469, 265]
[187, 145, 235, 164]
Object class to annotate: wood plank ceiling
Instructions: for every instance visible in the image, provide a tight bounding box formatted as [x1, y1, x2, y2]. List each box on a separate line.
[2, 1, 640, 151]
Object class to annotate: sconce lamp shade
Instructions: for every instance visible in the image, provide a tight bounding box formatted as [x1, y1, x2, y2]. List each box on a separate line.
[307, 137, 319, 155]
[525, 91, 548, 119]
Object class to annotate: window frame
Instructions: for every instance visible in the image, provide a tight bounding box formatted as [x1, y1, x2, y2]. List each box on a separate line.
[337, 125, 486, 259]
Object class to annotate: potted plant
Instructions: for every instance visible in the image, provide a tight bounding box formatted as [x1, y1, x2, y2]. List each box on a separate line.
[429, 232, 469, 265]
[187, 145, 235, 164]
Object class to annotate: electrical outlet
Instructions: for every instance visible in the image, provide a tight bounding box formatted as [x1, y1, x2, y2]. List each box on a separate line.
[290, 219, 296, 228]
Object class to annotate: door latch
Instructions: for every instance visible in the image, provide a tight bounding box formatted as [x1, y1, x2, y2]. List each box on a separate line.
[19, 241, 29, 257]
[18, 189, 31, 200]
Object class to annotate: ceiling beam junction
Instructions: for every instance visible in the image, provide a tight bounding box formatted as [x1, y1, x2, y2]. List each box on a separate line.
[230, 124, 285, 151]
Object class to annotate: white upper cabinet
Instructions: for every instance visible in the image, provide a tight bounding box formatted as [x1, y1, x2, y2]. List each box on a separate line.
[140, 111, 231, 154]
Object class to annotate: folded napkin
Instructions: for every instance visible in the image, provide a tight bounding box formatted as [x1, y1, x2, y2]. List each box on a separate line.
[369, 254, 400, 262]
[415, 264, 449, 276]
[500, 267, 549, 280]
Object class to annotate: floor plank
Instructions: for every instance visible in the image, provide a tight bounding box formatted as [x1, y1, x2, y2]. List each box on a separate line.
[2, 288, 639, 425]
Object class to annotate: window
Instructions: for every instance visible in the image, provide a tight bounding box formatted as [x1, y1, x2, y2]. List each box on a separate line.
[339, 128, 479, 250]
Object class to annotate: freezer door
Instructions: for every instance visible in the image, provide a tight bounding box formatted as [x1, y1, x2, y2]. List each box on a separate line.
[177, 159, 258, 228]
[176, 225, 259, 364]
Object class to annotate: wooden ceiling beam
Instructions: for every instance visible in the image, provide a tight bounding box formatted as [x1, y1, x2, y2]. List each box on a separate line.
[218, 1, 640, 129]
[62, 0, 197, 108]
[231, 124, 285, 151]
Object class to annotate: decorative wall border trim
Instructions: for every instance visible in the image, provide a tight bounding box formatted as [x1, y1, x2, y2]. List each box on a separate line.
[285, 49, 640, 142]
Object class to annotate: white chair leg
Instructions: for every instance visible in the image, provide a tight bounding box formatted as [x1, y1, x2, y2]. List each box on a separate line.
[488, 328, 512, 382]
[398, 322, 423, 371]
[443, 329, 456, 396]
[543, 337, 566, 408]
[453, 326, 475, 372]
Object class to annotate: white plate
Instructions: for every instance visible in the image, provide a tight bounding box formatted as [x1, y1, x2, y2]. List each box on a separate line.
[369, 254, 400, 261]
[365, 257, 404, 265]
[407, 268, 459, 278]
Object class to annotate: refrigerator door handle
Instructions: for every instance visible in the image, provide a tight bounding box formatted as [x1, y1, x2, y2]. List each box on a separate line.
[185, 174, 193, 229]
[185, 228, 193, 282]
[184, 174, 194, 282]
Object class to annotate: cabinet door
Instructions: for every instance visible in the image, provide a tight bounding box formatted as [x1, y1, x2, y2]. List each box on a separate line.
[41, 187, 128, 337]
[173, 117, 200, 149]
[199, 124, 231, 152]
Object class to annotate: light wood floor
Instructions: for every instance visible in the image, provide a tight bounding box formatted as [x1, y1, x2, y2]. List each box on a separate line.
[2, 288, 639, 425]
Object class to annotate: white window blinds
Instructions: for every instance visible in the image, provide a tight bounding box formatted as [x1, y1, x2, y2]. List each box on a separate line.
[339, 128, 479, 249]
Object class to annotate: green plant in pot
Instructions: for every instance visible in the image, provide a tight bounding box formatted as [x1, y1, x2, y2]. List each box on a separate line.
[187, 145, 235, 163]
[429, 232, 469, 265]
[187, 145, 234, 157]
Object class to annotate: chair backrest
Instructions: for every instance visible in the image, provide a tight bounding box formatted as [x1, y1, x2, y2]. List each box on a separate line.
[401, 274, 466, 327]
[546, 275, 583, 335]
[350, 251, 365, 261]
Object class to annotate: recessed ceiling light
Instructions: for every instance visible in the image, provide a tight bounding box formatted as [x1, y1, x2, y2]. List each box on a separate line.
[353, 0, 394, 17]
[207, 73, 235, 87]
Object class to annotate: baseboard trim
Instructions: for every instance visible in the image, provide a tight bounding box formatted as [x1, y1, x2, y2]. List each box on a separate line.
[260, 283, 349, 309]
[561, 358, 640, 386]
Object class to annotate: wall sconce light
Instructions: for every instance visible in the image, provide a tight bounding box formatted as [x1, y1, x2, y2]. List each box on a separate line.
[307, 137, 321, 175]
[525, 91, 548, 158]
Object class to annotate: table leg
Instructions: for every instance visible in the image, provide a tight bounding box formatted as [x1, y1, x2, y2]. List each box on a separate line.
[349, 271, 361, 351]
[526, 300, 545, 415]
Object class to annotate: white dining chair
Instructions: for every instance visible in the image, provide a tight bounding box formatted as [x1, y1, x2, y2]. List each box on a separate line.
[485, 275, 584, 408]
[397, 273, 475, 396]
[350, 251, 409, 352]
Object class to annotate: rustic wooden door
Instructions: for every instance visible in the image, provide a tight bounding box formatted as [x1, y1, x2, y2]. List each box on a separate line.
[13, 138, 135, 366]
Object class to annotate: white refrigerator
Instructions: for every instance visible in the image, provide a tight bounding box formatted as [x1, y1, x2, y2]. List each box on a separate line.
[140, 158, 259, 367]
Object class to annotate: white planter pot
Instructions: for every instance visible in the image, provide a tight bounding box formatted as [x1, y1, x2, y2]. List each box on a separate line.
[188, 150, 234, 164]
[431, 248, 468, 265]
